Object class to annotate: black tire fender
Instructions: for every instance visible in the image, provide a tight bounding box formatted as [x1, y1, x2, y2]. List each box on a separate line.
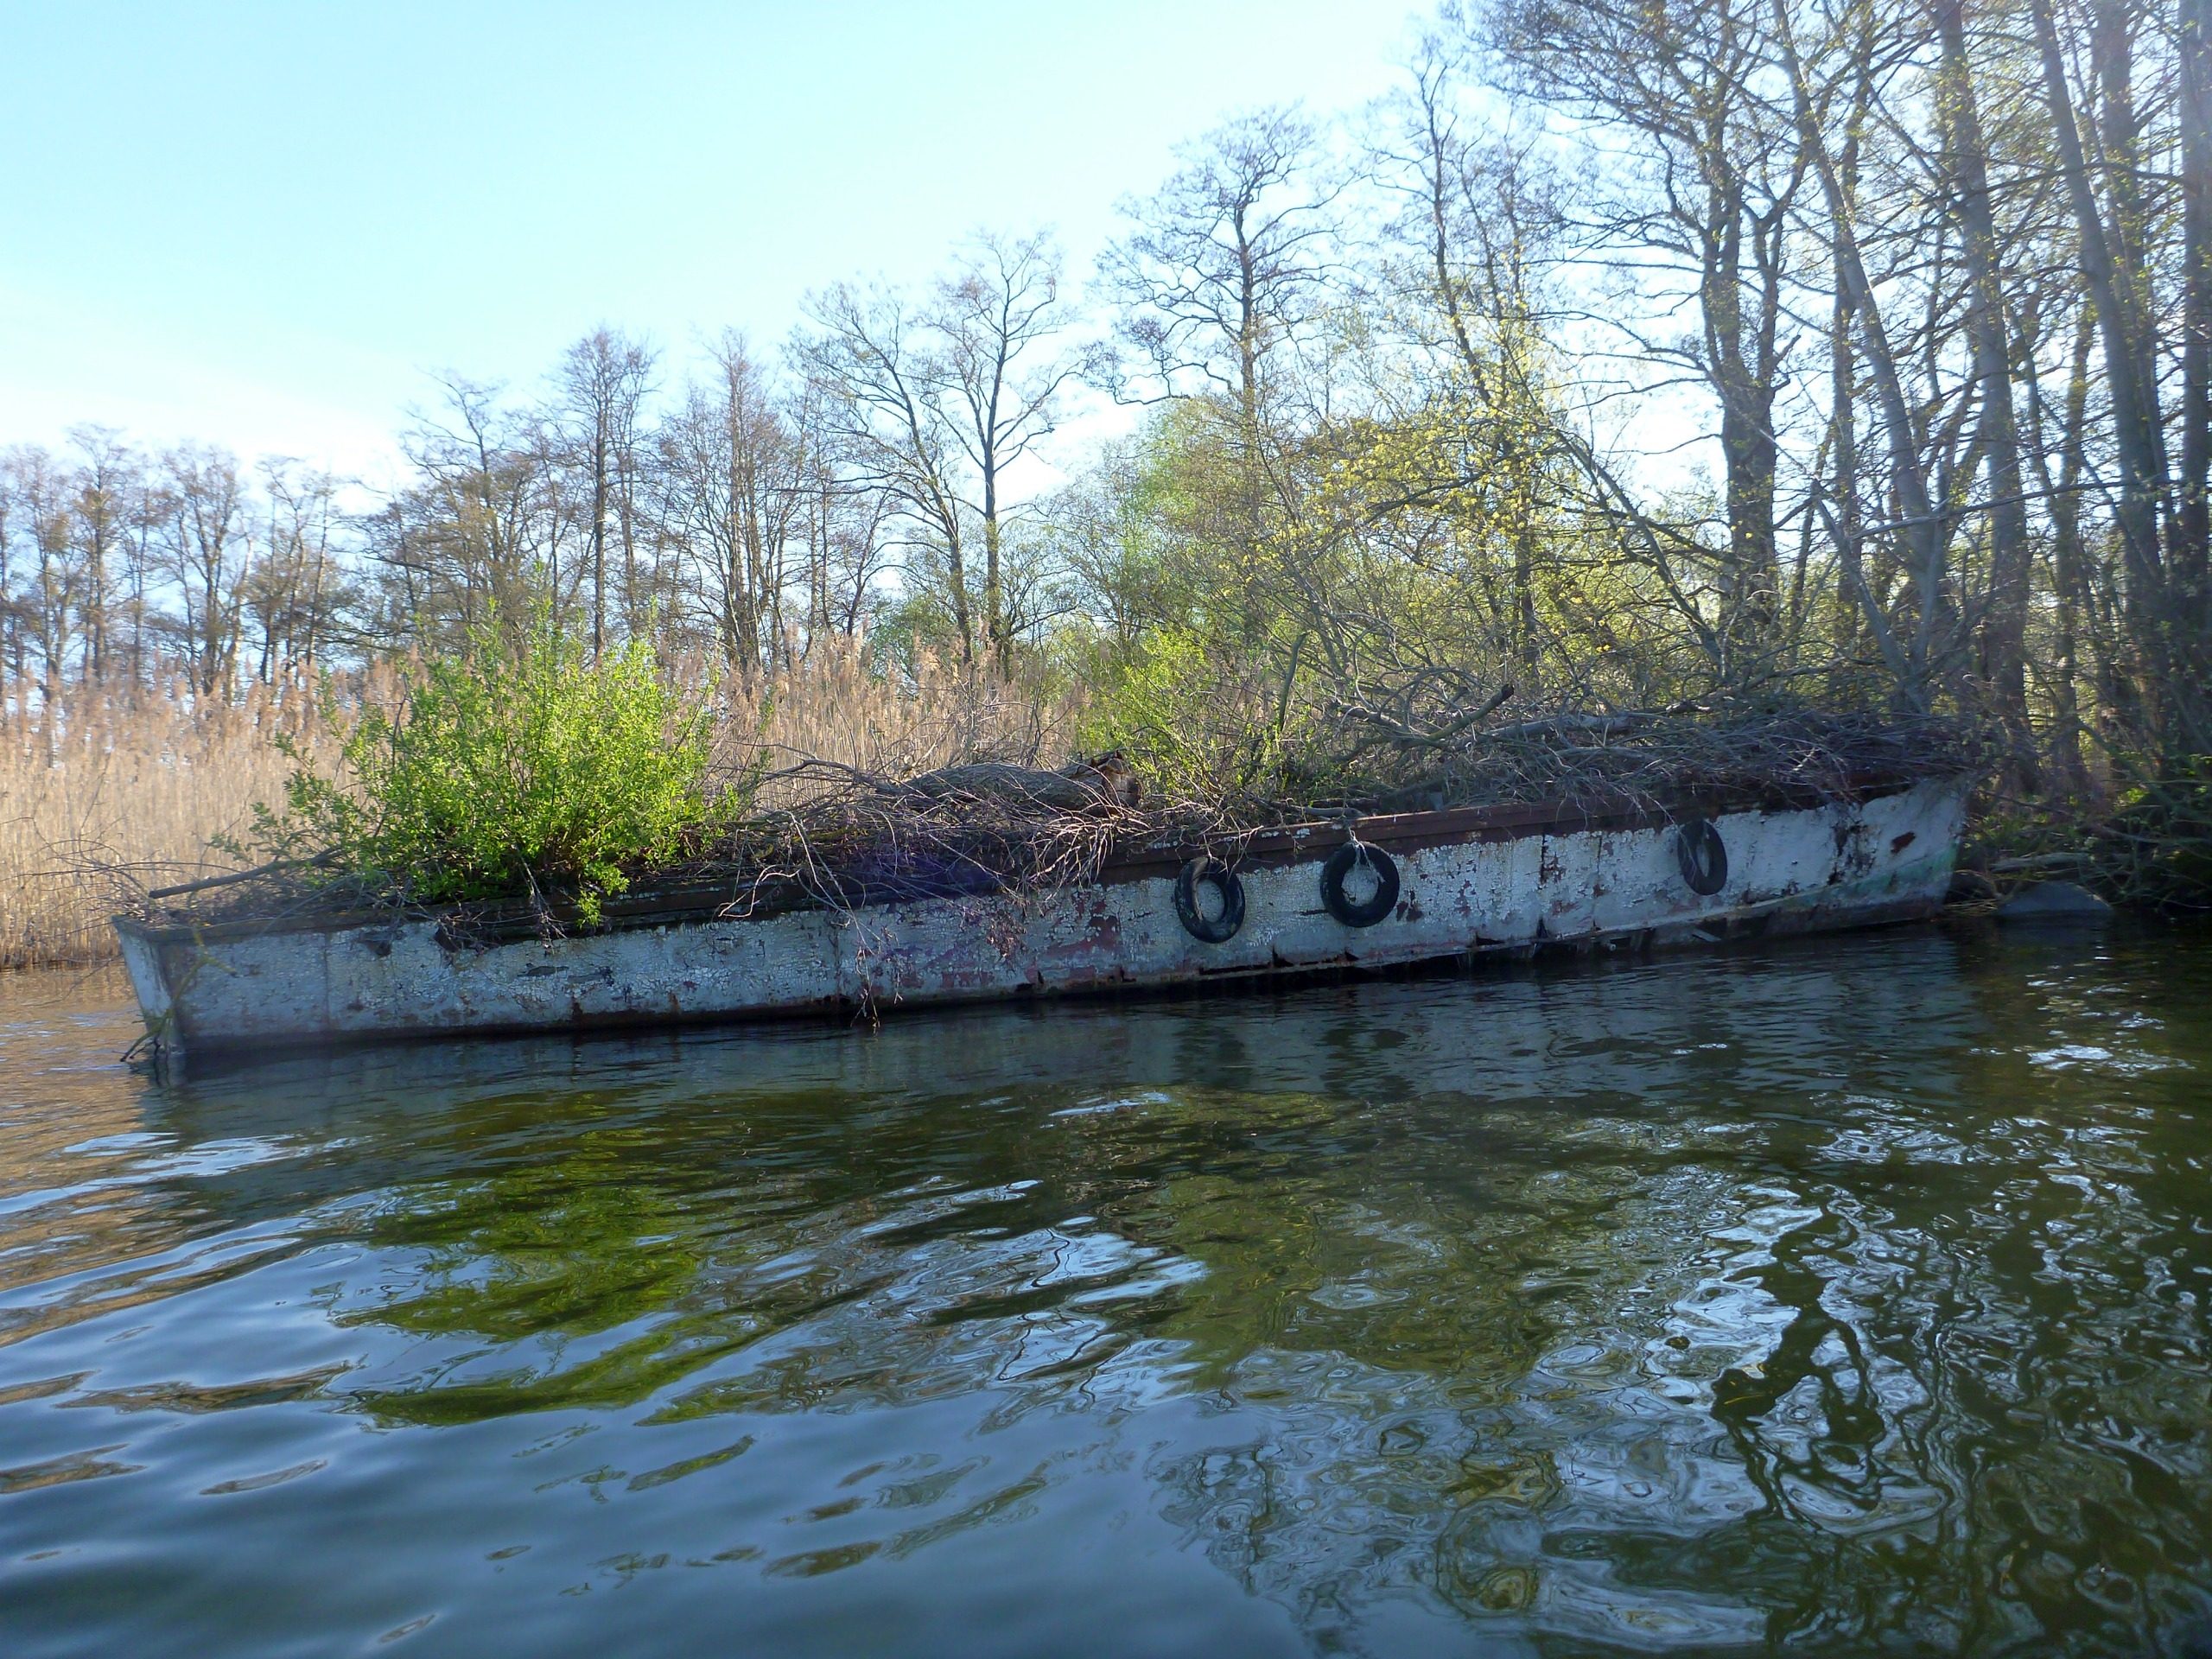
[1676, 817, 1728, 896]
[1319, 842, 1401, 927]
[1173, 856, 1245, 944]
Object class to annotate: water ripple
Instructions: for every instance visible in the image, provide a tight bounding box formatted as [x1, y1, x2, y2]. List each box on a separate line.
[0, 931, 2209, 1656]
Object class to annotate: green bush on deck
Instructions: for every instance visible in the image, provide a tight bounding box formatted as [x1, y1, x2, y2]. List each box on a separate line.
[276, 625, 718, 923]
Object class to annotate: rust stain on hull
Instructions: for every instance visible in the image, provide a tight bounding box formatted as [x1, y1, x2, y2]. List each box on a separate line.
[114, 779, 1971, 1057]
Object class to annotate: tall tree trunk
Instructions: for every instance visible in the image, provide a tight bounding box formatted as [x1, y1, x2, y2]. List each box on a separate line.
[982, 399, 1007, 674]
[1706, 184, 1781, 653]
[1936, 0, 2037, 782]
[589, 420, 608, 661]
[2179, 0, 2212, 664]
[1774, 0, 1945, 708]
[982, 504, 1006, 675]
[1828, 283, 1865, 674]
[2049, 308, 2103, 798]
[2030, 0, 2171, 698]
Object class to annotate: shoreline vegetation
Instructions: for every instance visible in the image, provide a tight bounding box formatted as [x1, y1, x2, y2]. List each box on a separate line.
[15, 625, 1993, 970]
[127, 630, 1986, 944]
[10, 3, 2212, 958]
[1, 640, 1071, 967]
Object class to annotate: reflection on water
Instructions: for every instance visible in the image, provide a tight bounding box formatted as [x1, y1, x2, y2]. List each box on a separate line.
[1, 930, 2209, 1656]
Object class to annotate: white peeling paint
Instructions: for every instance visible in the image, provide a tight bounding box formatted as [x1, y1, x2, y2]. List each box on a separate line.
[117, 778, 1970, 1055]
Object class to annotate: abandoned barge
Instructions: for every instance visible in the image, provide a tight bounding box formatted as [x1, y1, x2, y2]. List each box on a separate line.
[114, 771, 1970, 1058]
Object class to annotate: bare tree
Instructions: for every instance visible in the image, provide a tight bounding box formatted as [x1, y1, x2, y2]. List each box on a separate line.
[66, 426, 139, 685]
[1491, 0, 1809, 648]
[245, 461, 346, 680]
[931, 231, 1082, 668]
[2030, 0, 2173, 689]
[653, 334, 811, 679]
[1370, 35, 1573, 674]
[1, 448, 79, 714]
[0, 452, 22, 690]
[800, 283, 977, 659]
[160, 444, 248, 696]
[1101, 106, 1339, 422]
[556, 328, 657, 658]
[2183, 0, 2212, 646]
[375, 379, 565, 650]
[1927, 0, 2032, 763]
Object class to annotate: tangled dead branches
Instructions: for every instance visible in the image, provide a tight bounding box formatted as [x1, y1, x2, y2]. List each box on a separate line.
[1294, 704, 1982, 817]
[131, 705, 1982, 934]
[702, 754, 1163, 915]
[689, 706, 1979, 920]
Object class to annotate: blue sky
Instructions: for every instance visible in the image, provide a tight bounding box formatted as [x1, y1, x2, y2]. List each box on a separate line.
[2, 1, 1423, 479]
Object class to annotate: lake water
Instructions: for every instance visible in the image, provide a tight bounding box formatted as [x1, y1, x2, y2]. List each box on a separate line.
[1, 925, 2208, 1656]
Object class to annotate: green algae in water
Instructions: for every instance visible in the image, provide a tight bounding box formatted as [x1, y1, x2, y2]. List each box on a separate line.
[0, 925, 2209, 1656]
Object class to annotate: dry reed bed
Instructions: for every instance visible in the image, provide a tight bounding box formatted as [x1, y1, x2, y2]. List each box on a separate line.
[711, 637, 1074, 801]
[3, 645, 1076, 969]
[0, 678, 341, 968]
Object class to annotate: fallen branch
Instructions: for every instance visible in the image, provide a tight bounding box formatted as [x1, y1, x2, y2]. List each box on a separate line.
[1329, 682, 1515, 750]
[147, 849, 338, 900]
[1476, 711, 1662, 744]
[1990, 850, 2091, 873]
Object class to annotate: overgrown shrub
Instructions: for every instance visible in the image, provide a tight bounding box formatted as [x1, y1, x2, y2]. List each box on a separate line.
[268, 624, 721, 922]
[2100, 756, 2212, 914]
[1075, 623, 1314, 807]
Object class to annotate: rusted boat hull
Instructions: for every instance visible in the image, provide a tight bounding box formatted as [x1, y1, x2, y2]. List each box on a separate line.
[114, 776, 1969, 1057]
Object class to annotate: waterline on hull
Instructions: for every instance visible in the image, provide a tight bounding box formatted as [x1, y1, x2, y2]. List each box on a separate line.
[117, 779, 1969, 1057]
